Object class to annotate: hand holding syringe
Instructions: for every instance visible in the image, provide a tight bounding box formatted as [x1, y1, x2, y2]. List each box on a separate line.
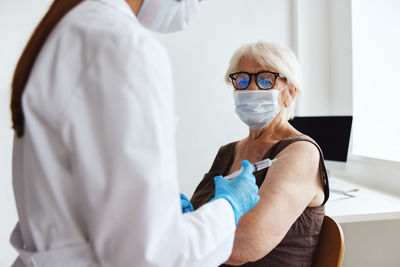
[223, 158, 278, 180]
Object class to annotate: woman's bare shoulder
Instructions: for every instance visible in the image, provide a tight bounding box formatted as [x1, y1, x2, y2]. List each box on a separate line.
[260, 139, 322, 193]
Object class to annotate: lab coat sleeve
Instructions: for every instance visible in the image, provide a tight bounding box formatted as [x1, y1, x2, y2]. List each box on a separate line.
[64, 30, 235, 267]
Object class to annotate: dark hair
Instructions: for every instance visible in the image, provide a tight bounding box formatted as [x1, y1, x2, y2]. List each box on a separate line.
[10, 0, 83, 137]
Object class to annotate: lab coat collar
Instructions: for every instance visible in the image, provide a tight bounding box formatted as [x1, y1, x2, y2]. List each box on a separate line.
[92, 0, 137, 20]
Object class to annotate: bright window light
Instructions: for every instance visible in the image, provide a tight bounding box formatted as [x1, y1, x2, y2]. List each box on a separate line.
[352, 0, 400, 162]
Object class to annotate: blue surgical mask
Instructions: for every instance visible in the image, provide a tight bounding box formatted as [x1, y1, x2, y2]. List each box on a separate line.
[234, 90, 280, 130]
[137, 0, 200, 33]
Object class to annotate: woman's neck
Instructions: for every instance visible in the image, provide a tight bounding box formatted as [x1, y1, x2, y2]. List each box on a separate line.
[246, 115, 298, 143]
[125, 0, 143, 15]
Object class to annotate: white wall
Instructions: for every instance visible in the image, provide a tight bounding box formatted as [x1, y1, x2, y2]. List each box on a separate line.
[296, 0, 332, 116]
[341, 219, 400, 267]
[0, 0, 53, 264]
[329, 0, 353, 116]
[295, 0, 353, 116]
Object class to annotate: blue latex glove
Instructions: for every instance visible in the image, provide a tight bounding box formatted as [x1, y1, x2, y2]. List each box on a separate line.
[210, 160, 260, 226]
[180, 193, 194, 214]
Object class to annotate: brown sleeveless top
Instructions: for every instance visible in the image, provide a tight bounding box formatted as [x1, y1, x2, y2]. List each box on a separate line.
[190, 135, 329, 267]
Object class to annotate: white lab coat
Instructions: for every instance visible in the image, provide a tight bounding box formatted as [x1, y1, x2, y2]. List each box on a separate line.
[10, 0, 236, 266]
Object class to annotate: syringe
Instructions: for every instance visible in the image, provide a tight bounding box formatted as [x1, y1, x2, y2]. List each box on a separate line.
[223, 158, 278, 180]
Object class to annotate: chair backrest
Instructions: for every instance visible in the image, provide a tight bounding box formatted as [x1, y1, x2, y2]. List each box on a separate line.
[312, 215, 345, 267]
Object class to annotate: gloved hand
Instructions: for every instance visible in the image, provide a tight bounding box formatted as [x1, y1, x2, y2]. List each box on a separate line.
[210, 160, 260, 226]
[180, 193, 194, 214]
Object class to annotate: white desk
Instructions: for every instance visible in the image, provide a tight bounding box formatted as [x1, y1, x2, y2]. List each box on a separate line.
[326, 177, 400, 223]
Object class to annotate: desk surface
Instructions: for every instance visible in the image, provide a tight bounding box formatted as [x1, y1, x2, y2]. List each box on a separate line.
[326, 177, 400, 223]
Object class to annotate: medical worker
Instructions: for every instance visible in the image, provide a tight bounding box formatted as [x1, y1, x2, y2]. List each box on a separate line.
[9, 0, 260, 266]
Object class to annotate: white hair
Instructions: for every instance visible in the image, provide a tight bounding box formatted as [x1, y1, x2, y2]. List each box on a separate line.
[225, 41, 302, 120]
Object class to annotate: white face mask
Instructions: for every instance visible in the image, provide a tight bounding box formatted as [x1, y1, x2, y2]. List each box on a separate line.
[234, 90, 281, 130]
[137, 0, 200, 33]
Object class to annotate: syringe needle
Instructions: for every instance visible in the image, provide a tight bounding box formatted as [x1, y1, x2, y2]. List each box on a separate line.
[223, 158, 278, 180]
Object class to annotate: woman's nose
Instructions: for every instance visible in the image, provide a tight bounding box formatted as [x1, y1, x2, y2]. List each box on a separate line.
[247, 77, 258, 90]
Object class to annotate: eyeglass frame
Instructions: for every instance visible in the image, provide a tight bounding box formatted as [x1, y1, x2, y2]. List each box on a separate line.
[228, 71, 287, 90]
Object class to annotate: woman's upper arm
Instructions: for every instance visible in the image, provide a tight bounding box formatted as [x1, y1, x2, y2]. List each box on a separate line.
[229, 141, 323, 263]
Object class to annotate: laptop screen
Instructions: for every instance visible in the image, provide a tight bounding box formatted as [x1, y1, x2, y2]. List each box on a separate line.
[288, 116, 353, 162]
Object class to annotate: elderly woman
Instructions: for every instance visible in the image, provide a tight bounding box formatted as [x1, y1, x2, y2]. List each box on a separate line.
[190, 41, 329, 266]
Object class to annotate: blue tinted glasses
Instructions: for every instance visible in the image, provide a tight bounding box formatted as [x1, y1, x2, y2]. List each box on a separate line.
[229, 71, 286, 90]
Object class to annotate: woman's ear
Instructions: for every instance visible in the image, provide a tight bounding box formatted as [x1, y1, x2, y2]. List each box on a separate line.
[288, 86, 297, 97]
[283, 85, 297, 108]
